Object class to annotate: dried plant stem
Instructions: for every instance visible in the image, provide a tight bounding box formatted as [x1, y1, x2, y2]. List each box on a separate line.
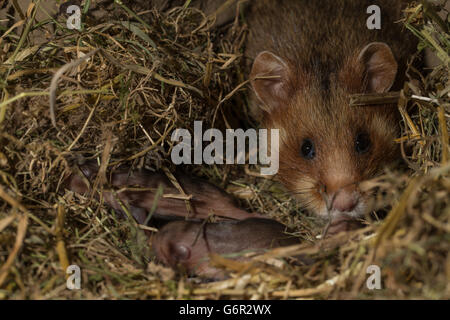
[438, 105, 449, 164]
[349, 92, 400, 106]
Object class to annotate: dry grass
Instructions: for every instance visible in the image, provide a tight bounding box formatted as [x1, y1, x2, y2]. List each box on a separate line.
[0, 0, 448, 299]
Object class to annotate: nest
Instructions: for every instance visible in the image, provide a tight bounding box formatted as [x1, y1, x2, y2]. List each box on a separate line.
[0, 0, 448, 299]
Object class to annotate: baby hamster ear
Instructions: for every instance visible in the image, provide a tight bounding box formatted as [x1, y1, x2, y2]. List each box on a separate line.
[170, 243, 191, 262]
[358, 42, 398, 93]
[250, 51, 291, 112]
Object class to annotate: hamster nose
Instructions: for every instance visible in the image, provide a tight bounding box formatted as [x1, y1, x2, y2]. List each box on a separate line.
[331, 190, 359, 213]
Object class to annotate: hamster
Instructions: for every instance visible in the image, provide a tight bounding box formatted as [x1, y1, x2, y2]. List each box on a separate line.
[245, 0, 418, 220]
[152, 218, 301, 279]
[66, 161, 260, 223]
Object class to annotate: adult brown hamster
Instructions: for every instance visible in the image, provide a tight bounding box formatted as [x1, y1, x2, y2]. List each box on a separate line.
[245, 0, 417, 220]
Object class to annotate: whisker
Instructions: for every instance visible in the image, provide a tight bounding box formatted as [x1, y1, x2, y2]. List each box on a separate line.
[289, 190, 313, 197]
[298, 199, 315, 208]
[287, 186, 316, 195]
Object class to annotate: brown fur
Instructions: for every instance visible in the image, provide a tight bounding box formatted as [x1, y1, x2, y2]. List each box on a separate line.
[266, 84, 400, 215]
[245, 0, 416, 83]
[245, 0, 417, 217]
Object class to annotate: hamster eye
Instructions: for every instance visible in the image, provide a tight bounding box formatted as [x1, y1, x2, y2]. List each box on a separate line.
[355, 132, 371, 154]
[300, 139, 316, 159]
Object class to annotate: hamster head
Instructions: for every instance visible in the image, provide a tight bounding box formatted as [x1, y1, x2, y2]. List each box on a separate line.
[250, 42, 400, 219]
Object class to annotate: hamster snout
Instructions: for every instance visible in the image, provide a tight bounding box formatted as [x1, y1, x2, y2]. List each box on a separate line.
[328, 185, 362, 217]
[331, 190, 359, 213]
[311, 179, 367, 220]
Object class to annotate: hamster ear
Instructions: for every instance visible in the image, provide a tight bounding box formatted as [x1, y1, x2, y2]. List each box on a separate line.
[250, 51, 291, 112]
[358, 42, 398, 93]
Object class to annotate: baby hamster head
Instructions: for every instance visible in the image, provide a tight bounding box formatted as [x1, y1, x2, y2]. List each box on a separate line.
[250, 42, 401, 219]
